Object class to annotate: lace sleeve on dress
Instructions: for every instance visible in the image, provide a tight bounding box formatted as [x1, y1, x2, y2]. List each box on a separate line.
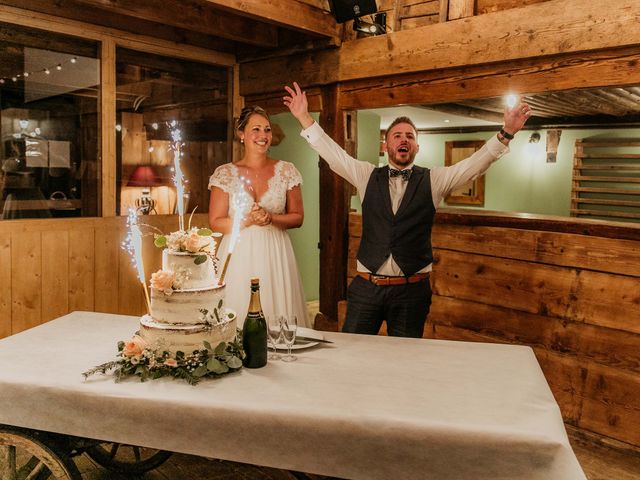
[280, 161, 303, 190]
[208, 164, 235, 194]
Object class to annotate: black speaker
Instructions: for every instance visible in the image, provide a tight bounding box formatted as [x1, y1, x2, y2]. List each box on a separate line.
[329, 0, 377, 23]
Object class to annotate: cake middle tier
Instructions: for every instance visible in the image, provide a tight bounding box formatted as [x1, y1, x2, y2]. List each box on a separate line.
[163, 249, 218, 290]
[150, 284, 225, 325]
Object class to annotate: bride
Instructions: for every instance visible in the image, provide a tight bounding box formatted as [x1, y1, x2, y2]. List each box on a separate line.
[208, 106, 311, 328]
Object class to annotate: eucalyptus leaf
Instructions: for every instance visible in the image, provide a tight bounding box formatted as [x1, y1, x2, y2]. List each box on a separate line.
[203, 341, 213, 351]
[194, 255, 208, 265]
[227, 356, 243, 369]
[214, 342, 227, 355]
[154, 235, 167, 248]
[197, 228, 213, 236]
[207, 358, 229, 374]
[193, 365, 208, 377]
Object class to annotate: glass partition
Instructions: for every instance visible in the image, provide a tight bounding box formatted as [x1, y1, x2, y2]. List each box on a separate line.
[115, 48, 229, 216]
[0, 22, 99, 219]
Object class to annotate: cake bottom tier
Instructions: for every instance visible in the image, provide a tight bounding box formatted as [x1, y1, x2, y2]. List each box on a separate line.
[139, 310, 237, 355]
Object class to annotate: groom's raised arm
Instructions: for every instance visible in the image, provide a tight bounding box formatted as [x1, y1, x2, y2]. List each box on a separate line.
[283, 82, 374, 198]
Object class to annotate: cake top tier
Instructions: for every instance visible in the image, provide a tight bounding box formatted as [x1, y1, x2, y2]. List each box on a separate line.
[151, 227, 223, 291]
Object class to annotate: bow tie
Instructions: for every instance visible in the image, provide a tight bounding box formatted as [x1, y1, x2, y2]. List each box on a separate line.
[389, 168, 412, 181]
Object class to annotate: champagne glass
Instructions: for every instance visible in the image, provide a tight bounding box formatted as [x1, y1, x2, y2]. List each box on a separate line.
[266, 315, 282, 360]
[281, 315, 298, 362]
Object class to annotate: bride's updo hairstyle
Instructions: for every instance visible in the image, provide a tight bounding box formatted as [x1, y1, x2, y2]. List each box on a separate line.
[235, 106, 270, 141]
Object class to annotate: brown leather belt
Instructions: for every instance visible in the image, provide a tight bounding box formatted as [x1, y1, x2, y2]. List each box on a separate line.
[356, 271, 430, 286]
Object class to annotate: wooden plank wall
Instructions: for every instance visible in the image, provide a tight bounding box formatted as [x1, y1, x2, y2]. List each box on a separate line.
[0, 213, 211, 338]
[344, 210, 640, 447]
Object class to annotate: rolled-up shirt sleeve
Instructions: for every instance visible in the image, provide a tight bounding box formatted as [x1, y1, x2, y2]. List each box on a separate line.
[300, 122, 374, 200]
[430, 135, 509, 207]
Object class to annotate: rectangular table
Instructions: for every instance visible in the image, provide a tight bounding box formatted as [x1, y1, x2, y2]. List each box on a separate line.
[0, 311, 585, 479]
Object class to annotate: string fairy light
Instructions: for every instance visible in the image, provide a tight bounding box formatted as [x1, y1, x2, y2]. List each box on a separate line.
[0, 56, 79, 85]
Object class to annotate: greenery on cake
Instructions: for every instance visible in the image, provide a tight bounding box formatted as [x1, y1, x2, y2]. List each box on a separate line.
[83, 332, 244, 385]
[153, 227, 216, 266]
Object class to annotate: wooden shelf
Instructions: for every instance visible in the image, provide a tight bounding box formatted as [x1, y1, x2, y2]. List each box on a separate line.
[571, 138, 640, 221]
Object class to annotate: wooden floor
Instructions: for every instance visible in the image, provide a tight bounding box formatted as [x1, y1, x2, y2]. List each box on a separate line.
[73, 427, 640, 480]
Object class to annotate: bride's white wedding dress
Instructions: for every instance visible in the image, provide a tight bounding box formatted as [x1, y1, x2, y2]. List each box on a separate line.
[209, 161, 311, 328]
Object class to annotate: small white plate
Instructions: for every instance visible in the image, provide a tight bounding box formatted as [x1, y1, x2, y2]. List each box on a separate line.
[274, 327, 324, 350]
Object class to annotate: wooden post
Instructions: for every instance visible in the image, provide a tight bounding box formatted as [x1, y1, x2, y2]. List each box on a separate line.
[100, 38, 116, 217]
[317, 85, 351, 330]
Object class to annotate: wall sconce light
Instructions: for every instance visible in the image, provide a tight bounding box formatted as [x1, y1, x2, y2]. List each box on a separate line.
[127, 165, 163, 214]
[524, 131, 545, 161]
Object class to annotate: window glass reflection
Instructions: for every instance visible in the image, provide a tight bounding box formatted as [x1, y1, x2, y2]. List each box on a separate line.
[116, 48, 229, 216]
[0, 22, 99, 219]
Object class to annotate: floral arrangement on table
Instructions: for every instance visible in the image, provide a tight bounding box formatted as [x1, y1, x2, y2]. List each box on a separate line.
[82, 335, 244, 385]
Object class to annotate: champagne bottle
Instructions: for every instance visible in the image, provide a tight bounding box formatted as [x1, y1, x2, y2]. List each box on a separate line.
[242, 278, 268, 368]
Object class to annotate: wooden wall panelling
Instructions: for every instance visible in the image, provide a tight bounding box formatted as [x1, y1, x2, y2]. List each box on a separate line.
[94, 222, 121, 313]
[432, 224, 640, 277]
[565, 270, 640, 334]
[431, 249, 577, 315]
[68, 228, 95, 311]
[11, 232, 42, 334]
[446, 0, 474, 19]
[41, 230, 69, 322]
[0, 234, 10, 338]
[580, 364, 640, 445]
[429, 296, 640, 375]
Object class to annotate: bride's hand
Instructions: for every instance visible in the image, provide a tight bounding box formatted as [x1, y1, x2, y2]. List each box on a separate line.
[244, 204, 271, 227]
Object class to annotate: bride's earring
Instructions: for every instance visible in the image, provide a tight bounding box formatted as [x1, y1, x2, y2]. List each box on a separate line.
[240, 137, 244, 144]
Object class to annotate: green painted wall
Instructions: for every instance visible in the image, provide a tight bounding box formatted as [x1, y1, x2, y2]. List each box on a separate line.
[269, 112, 320, 301]
[416, 127, 640, 215]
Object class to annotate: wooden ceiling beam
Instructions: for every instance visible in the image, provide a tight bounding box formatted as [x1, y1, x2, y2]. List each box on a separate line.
[338, 0, 640, 82]
[423, 103, 504, 123]
[0, 4, 235, 66]
[240, 0, 640, 96]
[58, 0, 279, 47]
[202, 0, 339, 39]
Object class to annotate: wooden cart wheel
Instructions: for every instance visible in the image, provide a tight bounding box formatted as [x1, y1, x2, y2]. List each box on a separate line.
[0, 425, 81, 480]
[86, 442, 172, 474]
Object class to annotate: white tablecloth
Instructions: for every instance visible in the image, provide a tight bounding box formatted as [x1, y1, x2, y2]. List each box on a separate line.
[0, 311, 585, 479]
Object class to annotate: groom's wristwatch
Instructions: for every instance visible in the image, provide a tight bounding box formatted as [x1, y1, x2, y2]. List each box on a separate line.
[499, 128, 515, 140]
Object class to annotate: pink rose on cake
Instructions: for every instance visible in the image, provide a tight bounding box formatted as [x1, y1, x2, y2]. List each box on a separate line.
[163, 358, 178, 368]
[184, 230, 204, 253]
[122, 335, 147, 358]
[150, 269, 176, 294]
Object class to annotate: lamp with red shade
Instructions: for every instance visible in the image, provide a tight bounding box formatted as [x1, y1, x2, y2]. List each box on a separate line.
[127, 165, 163, 214]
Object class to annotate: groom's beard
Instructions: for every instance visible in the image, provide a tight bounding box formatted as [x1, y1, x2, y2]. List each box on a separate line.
[388, 150, 417, 168]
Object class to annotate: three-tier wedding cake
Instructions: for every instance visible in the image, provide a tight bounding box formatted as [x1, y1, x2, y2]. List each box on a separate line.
[138, 227, 237, 354]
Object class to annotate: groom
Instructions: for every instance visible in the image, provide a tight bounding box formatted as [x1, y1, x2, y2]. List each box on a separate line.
[284, 82, 531, 337]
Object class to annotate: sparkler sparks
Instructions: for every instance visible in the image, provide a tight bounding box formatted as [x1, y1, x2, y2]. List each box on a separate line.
[123, 208, 151, 313]
[219, 184, 253, 284]
[168, 121, 186, 231]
